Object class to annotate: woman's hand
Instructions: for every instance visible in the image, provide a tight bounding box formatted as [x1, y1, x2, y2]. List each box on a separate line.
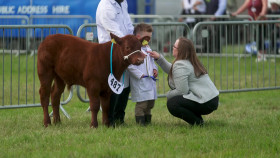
[147, 51, 160, 60]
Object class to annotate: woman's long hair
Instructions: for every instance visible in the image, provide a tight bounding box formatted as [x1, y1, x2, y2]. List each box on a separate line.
[169, 37, 207, 78]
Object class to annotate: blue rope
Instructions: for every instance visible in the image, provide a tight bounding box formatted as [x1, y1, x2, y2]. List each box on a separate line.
[110, 42, 113, 74]
[142, 75, 158, 81]
[122, 71, 125, 84]
[110, 42, 125, 85]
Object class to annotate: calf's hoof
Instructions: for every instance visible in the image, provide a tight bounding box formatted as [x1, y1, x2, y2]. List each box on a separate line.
[90, 122, 98, 128]
[44, 122, 51, 127]
[53, 117, 61, 124]
[44, 118, 51, 127]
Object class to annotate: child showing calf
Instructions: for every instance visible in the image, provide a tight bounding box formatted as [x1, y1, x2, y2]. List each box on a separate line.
[128, 23, 158, 125]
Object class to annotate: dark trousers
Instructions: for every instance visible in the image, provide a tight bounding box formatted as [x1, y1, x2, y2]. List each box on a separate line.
[256, 24, 267, 51]
[109, 87, 130, 125]
[167, 95, 219, 125]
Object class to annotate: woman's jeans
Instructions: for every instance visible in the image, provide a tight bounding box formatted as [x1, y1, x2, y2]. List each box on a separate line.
[167, 95, 219, 125]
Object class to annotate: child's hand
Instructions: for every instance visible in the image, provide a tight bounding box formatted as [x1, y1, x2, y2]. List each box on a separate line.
[147, 51, 160, 60]
[153, 69, 158, 78]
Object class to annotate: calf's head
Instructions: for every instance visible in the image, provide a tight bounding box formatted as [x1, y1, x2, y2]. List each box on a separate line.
[110, 33, 146, 65]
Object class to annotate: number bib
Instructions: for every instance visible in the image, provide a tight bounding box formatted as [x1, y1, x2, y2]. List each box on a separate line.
[108, 73, 124, 94]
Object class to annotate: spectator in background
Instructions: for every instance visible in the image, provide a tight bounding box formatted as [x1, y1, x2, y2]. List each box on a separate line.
[179, 0, 206, 28]
[267, 0, 280, 54]
[231, 0, 267, 20]
[231, 0, 268, 62]
[96, 0, 134, 126]
[267, 0, 280, 14]
[202, 0, 227, 53]
[205, 0, 227, 20]
[128, 23, 158, 126]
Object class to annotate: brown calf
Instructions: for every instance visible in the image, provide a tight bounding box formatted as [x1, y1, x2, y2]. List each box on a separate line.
[37, 33, 146, 128]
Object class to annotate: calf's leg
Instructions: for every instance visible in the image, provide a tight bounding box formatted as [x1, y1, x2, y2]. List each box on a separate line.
[90, 97, 100, 128]
[100, 94, 111, 127]
[38, 69, 54, 127]
[87, 88, 100, 128]
[50, 75, 66, 124]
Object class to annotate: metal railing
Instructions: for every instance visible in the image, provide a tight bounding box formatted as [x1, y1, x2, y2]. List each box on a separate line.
[266, 15, 280, 20]
[29, 15, 93, 25]
[0, 15, 29, 25]
[130, 14, 175, 23]
[0, 20, 279, 111]
[0, 25, 73, 115]
[174, 14, 254, 20]
[30, 15, 93, 37]
[129, 14, 254, 24]
[193, 20, 280, 93]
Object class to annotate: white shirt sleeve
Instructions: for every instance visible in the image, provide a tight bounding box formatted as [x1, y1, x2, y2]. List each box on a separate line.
[127, 65, 144, 79]
[98, 7, 125, 38]
[215, 0, 227, 16]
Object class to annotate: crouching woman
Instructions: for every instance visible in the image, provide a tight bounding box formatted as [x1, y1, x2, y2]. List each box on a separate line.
[148, 37, 219, 126]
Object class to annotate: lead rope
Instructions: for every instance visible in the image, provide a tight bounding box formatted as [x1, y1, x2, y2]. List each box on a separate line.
[123, 50, 141, 60]
[142, 50, 157, 82]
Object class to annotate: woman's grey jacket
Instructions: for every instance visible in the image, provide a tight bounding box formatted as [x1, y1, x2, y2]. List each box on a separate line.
[155, 55, 219, 103]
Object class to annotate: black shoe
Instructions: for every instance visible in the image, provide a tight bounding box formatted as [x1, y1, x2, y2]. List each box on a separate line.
[114, 119, 126, 126]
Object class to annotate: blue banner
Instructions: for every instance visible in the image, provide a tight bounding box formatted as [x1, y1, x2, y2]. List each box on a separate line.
[0, 0, 99, 18]
[0, 0, 137, 18]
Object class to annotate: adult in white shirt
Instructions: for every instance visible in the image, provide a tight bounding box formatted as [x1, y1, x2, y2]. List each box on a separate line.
[180, 0, 206, 25]
[205, 0, 227, 18]
[182, 0, 206, 14]
[96, 0, 134, 44]
[96, 0, 134, 126]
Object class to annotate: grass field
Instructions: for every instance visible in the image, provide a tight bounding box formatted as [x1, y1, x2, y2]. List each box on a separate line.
[0, 90, 280, 158]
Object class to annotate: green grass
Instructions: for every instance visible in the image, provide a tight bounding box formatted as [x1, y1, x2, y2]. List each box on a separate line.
[0, 90, 280, 158]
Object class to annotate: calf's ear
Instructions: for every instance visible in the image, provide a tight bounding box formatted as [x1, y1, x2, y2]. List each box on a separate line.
[140, 36, 151, 46]
[110, 33, 122, 45]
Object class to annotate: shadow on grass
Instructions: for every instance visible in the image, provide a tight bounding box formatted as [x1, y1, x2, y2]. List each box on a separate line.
[203, 120, 228, 127]
[152, 118, 244, 130]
